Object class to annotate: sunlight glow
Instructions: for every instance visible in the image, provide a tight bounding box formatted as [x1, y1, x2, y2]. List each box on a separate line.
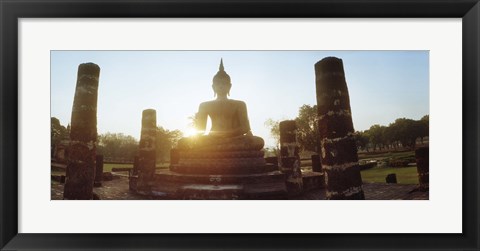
[183, 127, 199, 137]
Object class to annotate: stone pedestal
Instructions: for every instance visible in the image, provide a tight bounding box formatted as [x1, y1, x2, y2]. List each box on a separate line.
[63, 63, 100, 200]
[315, 57, 364, 200]
[415, 147, 429, 191]
[170, 136, 268, 176]
[131, 135, 287, 199]
[157, 140, 286, 198]
[136, 109, 157, 194]
[279, 120, 303, 196]
[138, 169, 287, 199]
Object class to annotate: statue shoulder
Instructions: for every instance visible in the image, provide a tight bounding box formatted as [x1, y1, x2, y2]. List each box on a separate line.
[199, 100, 215, 110]
[238, 100, 248, 111]
[230, 99, 247, 107]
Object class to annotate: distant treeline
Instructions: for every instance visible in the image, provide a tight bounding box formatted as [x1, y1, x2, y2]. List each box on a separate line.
[51, 117, 183, 163]
[265, 105, 429, 153]
[52, 105, 429, 163]
[355, 115, 429, 152]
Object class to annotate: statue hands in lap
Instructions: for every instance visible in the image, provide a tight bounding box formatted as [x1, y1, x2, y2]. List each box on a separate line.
[178, 59, 264, 152]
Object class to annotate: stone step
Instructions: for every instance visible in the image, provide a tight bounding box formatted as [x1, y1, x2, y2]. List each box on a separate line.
[170, 162, 277, 175]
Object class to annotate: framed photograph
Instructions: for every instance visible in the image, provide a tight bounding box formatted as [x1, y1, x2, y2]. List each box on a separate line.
[1, 0, 479, 250]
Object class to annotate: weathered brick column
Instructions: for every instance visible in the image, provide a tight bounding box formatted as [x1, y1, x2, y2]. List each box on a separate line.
[129, 155, 139, 191]
[132, 155, 139, 176]
[279, 120, 303, 196]
[315, 57, 364, 200]
[415, 147, 429, 191]
[311, 154, 322, 172]
[63, 63, 100, 200]
[136, 109, 157, 193]
[94, 155, 103, 187]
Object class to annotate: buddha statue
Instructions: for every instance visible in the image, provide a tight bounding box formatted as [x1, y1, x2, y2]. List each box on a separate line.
[172, 59, 270, 174]
[177, 59, 264, 152]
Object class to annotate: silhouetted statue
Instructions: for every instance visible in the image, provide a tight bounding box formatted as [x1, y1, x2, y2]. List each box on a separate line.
[172, 59, 267, 174]
[177, 59, 264, 152]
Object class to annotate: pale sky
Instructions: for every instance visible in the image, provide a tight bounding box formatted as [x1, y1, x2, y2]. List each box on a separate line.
[51, 51, 429, 148]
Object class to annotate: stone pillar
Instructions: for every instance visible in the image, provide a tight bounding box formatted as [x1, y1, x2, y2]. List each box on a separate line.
[129, 156, 139, 191]
[94, 155, 103, 187]
[132, 155, 139, 176]
[279, 120, 303, 196]
[415, 147, 429, 191]
[311, 154, 322, 172]
[63, 63, 100, 200]
[136, 109, 157, 193]
[315, 57, 364, 200]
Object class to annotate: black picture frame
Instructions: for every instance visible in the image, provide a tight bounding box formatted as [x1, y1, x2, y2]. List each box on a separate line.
[1, 0, 479, 250]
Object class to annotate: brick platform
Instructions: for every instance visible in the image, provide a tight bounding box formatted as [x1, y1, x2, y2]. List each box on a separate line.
[51, 175, 427, 200]
[362, 182, 428, 200]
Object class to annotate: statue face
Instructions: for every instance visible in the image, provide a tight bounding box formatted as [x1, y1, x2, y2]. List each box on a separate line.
[212, 82, 231, 96]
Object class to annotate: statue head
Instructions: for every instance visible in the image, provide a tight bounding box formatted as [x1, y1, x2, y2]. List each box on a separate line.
[212, 59, 232, 97]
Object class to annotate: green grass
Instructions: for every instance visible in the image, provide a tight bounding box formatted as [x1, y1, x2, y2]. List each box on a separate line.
[360, 166, 418, 184]
[358, 150, 414, 162]
[299, 150, 420, 184]
[357, 150, 419, 184]
[102, 163, 133, 172]
[359, 150, 411, 157]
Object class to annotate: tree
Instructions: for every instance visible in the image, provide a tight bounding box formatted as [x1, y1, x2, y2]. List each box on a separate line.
[354, 131, 370, 152]
[97, 133, 138, 162]
[263, 147, 279, 157]
[265, 105, 320, 153]
[419, 115, 429, 143]
[51, 117, 68, 157]
[264, 118, 280, 148]
[156, 127, 183, 163]
[365, 124, 387, 151]
[383, 125, 397, 149]
[188, 113, 197, 129]
[388, 118, 422, 149]
[51, 117, 68, 143]
[265, 104, 430, 154]
[295, 104, 320, 153]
